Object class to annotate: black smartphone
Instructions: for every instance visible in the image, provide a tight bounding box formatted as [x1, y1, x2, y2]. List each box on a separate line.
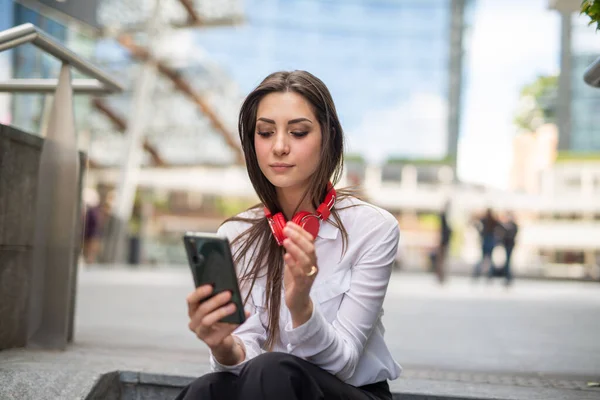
[182, 232, 246, 325]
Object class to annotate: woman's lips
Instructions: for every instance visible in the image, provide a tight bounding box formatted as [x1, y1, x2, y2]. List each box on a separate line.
[270, 163, 294, 173]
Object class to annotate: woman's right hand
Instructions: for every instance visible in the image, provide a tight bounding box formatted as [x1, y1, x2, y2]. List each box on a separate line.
[187, 285, 248, 365]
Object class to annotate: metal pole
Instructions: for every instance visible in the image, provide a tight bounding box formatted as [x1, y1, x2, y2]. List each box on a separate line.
[447, 0, 466, 178]
[0, 32, 37, 52]
[583, 56, 600, 88]
[27, 63, 80, 350]
[38, 94, 54, 138]
[104, 0, 162, 263]
[0, 79, 114, 94]
[557, 10, 573, 151]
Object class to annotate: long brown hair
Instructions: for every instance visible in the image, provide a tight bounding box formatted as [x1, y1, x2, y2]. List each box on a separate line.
[224, 70, 352, 350]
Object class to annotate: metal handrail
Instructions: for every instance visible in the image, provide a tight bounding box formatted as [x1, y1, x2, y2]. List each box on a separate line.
[583, 56, 600, 88]
[0, 23, 123, 94]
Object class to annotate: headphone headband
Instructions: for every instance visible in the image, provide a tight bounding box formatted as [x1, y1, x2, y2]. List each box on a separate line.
[315, 182, 336, 220]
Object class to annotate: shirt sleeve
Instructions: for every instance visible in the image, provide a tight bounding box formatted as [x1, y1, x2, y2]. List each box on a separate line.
[209, 220, 268, 373]
[209, 309, 267, 373]
[284, 218, 400, 381]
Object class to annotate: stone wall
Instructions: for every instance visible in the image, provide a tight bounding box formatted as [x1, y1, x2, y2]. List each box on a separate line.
[0, 124, 85, 350]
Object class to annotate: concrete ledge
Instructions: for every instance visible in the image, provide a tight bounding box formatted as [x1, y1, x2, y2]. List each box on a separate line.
[2, 364, 598, 400]
[84, 371, 120, 400]
[80, 370, 600, 400]
[0, 123, 87, 350]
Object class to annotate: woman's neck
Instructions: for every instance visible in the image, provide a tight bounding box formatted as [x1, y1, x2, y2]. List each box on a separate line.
[276, 185, 315, 220]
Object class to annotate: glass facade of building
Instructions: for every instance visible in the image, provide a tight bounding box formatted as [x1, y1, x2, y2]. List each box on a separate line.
[2, 0, 469, 167]
[0, 1, 14, 125]
[193, 0, 461, 162]
[571, 13, 600, 152]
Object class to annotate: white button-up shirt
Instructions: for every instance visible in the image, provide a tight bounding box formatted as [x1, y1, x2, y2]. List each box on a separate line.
[209, 196, 402, 387]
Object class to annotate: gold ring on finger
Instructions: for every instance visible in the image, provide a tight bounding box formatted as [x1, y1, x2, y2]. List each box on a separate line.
[306, 265, 318, 277]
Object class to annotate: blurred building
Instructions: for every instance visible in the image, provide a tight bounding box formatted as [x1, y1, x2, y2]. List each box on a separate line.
[571, 15, 600, 151]
[11, 0, 476, 182]
[549, 0, 600, 152]
[193, 0, 474, 167]
[510, 124, 558, 195]
[507, 120, 600, 278]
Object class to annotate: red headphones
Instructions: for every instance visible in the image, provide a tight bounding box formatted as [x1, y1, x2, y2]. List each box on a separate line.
[264, 182, 337, 245]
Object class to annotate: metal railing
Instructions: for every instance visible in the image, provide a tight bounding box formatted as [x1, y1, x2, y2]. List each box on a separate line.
[0, 23, 123, 350]
[584, 56, 600, 88]
[0, 23, 122, 93]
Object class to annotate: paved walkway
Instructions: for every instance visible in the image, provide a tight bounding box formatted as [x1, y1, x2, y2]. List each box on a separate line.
[1, 266, 599, 399]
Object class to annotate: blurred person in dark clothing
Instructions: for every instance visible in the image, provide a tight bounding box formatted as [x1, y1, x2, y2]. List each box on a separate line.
[499, 212, 518, 286]
[82, 188, 101, 263]
[434, 201, 452, 284]
[473, 208, 501, 280]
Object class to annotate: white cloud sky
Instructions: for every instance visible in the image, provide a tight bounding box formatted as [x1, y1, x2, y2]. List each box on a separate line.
[457, 0, 560, 189]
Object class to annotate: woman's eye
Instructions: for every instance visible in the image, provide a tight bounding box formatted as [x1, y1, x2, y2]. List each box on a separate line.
[291, 131, 308, 138]
[257, 131, 272, 137]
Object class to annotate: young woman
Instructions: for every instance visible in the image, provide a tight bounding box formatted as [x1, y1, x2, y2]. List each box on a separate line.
[176, 71, 400, 400]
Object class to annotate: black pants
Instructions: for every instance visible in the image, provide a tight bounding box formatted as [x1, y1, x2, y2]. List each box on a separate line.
[175, 352, 392, 400]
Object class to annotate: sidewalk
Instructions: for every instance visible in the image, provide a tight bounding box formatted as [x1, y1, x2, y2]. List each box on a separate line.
[1, 267, 599, 399]
[398, 259, 600, 283]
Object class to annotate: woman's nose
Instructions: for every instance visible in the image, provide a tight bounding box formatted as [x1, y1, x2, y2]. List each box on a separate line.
[272, 132, 289, 155]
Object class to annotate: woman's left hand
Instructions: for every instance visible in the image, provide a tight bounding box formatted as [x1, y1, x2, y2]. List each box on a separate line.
[282, 221, 318, 327]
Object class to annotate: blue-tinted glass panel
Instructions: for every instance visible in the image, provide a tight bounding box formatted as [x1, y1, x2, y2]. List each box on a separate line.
[12, 4, 69, 135]
[195, 0, 454, 159]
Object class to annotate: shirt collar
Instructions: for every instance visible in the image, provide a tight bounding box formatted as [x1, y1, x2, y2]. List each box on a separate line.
[317, 219, 339, 240]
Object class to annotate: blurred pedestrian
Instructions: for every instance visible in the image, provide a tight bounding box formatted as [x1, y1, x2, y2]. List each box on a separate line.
[473, 208, 501, 280]
[434, 200, 452, 284]
[82, 188, 101, 264]
[499, 212, 518, 286]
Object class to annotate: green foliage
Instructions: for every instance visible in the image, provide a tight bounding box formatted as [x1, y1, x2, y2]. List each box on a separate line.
[555, 151, 600, 162]
[345, 153, 366, 164]
[514, 74, 558, 133]
[418, 213, 440, 230]
[215, 197, 257, 217]
[581, 1, 600, 31]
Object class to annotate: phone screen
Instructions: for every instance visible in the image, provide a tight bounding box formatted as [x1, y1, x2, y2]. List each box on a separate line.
[183, 233, 246, 325]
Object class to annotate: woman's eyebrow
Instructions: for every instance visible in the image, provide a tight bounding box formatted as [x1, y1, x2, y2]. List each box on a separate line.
[257, 117, 313, 125]
[288, 118, 312, 124]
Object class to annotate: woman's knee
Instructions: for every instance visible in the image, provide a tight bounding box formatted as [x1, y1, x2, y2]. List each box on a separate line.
[242, 352, 311, 381]
[239, 353, 319, 397]
[247, 352, 301, 371]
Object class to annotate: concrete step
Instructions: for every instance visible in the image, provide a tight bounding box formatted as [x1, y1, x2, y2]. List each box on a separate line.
[83, 370, 600, 400]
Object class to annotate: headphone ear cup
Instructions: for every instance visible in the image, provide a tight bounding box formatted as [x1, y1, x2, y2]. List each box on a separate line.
[290, 211, 309, 226]
[270, 213, 287, 246]
[292, 212, 320, 239]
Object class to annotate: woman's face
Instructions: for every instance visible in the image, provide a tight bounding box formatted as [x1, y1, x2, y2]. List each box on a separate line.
[254, 91, 322, 191]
